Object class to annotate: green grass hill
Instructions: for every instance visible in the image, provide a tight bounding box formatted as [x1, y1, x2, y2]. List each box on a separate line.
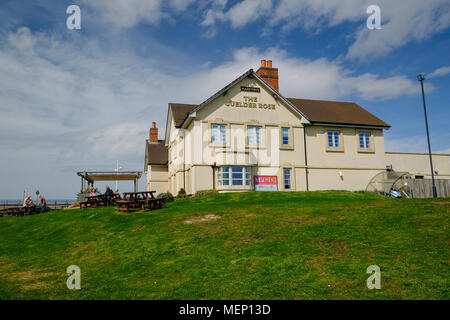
[0, 191, 448, 299]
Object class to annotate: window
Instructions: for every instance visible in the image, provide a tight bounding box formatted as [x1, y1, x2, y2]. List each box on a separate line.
[247, 125, 262, 146]
[359, 132, 371, 149]
[281, 127, 290, 146]
[283, 168, 291, 190]
[218, 167, 251, 186]
[211, 124, 226, 144]
[327, 130, 340, 148]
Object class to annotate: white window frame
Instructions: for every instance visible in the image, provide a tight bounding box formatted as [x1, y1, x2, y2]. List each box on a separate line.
[247, 125, 262, 146]
[327, 130, 340, 148]
[359, 132, 370, 149]
[281, 127, 290, 146]
[325, 129, 344, 152]
[211, 123, 227, 145]
[218, 166, 251, 186]
[283, 168, 292, 190]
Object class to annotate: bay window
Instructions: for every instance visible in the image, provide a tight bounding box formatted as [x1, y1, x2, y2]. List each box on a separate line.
[218, 167, 251, 186]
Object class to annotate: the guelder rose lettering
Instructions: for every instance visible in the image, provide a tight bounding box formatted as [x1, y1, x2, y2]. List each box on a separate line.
[225, 96, 275, 110]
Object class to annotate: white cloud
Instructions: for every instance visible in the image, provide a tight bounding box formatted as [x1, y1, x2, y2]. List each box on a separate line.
[80, 0, 197, 28]
[203, 0, 272, 29]
[201, 0, 450, 60]
[233, 48, 419, 100]
[428, 66, 450, 78]
[346, 0, 450, 60]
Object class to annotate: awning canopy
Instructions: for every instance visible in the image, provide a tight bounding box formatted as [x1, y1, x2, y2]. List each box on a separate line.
[77, 171, 142, 192]
[77, 171, 142, 184]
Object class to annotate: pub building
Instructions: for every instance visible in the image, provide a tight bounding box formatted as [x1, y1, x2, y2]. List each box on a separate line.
[144, 60, 450, 195]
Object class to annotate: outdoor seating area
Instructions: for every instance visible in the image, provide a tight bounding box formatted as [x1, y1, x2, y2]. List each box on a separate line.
[79, 193, 121, 208]
[116, 191, 165, 213]
[0, 205, 45, 217]
[79, 190, 165, 213]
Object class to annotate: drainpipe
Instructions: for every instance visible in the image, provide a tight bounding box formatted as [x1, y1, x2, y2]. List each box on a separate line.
[183, 130, 186, 191]
[212, 162, 217, 191]
[303, 126, 309, 191]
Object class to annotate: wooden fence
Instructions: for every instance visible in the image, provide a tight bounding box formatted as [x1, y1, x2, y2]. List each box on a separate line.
[409, 179, 450, 198]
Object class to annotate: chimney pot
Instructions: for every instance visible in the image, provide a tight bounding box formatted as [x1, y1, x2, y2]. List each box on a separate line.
[256, 60, 279, 91]
[149, 122, 158, 143]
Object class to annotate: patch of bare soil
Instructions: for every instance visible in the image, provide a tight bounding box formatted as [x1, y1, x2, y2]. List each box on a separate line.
[184, 214, 221, 224]
[434, 201, 450, 206]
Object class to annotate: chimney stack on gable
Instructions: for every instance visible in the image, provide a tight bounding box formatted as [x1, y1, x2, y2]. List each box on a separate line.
[256, 59, 279, 91]
[149, 122, 158, 143]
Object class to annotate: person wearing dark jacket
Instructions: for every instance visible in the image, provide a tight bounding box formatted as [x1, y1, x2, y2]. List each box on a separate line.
[104, 186, 114, 198]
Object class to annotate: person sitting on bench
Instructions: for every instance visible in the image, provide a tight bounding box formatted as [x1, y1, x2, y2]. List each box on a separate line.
[90, 188, 98, 198]
[104, 186, 114, 198]
[23, 195, 34, 208]
[39, 195, 47, 213]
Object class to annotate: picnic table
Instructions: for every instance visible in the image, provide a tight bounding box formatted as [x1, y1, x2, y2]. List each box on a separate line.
[0, 205, 43, 217]
[117, 191, 165, 213]
[80, 194, 121, 208]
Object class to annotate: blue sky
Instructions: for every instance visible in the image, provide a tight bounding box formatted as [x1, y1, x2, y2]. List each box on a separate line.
[0, 0, 449, 199]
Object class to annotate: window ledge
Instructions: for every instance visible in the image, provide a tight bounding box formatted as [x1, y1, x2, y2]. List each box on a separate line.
[326, 148, 344, 153]
[209, 143, 228, 148]
[357, 149, 375, 153]
[217, 186, 253, 191]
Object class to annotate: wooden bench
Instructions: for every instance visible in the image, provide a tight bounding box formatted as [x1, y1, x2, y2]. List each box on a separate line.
[116, 200, 132, 213]
[0, 206, 41, 217]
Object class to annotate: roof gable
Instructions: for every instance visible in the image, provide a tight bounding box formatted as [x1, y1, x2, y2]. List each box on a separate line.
[181, 69, 310, 128]
[146, 140, 168, 165]
[169, 103, 197, 128]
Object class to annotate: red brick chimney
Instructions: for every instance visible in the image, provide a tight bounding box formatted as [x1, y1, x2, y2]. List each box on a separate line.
[149, 122, 158, 143]
[256, 59, 279, 91]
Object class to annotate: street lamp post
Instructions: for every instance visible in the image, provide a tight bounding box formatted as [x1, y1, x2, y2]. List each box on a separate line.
[115, 160, 123, 191]
[417, 73, 437, 198]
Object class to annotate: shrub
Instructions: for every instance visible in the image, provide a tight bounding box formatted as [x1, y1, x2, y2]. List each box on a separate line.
[175, 188, 187, 200]
[157, 192, 174, 202]
[195, 189, 218, 197]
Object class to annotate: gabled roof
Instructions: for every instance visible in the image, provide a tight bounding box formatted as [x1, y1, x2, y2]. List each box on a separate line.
[287, 98, 390, 128]
[169, 103, 197, 128]
[184, 69, 310, 127]
[146, 140, 168, 165]
[165, 69, 390, 135]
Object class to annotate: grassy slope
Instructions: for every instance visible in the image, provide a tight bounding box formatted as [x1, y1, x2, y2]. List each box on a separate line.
[0, 191, 448, 300]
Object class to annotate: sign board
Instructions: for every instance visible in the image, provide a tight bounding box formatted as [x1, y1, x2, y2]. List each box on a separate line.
[254, 176, 278, 191]
[241, 86, 260, 93]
